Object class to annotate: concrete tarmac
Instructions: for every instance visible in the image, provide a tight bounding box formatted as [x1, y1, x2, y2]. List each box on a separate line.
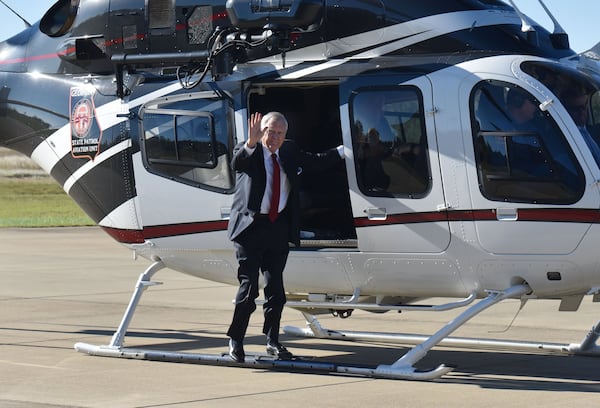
[1, 227, 600, 407]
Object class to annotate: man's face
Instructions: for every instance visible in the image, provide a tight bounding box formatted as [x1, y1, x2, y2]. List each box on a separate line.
[261, 118, 286, 153]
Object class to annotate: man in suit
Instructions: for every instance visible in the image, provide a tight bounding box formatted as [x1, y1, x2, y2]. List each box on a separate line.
[227, 111, 344, 362]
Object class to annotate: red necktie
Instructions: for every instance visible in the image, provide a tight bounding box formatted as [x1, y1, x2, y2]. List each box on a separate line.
[269, 153, 280, 223]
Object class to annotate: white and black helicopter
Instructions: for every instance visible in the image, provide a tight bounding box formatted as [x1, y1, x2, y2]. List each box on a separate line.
[3, 0, 600, 380]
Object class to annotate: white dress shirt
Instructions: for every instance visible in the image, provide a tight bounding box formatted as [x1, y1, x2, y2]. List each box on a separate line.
[244, 142, 290, 214]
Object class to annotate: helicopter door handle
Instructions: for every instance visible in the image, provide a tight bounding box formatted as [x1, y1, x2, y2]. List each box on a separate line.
[220, 207, 231, 220]
[366, 207, 387, 220]
[496, 207, 517, 221]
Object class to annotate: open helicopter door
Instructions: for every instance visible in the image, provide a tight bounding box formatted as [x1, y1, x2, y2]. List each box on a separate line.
[339, 74, 450, 254]
[133, 90, 235, 246]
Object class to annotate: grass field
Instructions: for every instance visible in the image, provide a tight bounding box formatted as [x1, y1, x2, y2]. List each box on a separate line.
[0, 148, 94, 227]
[0, 177, 94, 227]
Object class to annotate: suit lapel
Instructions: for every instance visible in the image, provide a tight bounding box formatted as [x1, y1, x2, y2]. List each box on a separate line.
[278, 141, 297, 185]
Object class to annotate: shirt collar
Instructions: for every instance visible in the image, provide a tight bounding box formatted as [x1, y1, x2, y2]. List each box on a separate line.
[261, 143, 279, 157]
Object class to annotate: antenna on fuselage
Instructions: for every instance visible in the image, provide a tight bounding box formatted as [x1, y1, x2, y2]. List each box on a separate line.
[507, 0, 538, 46]
[537, 0, 570, 49]
[0, 0, 31, 28]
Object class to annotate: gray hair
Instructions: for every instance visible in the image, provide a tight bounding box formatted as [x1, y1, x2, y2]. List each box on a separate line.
[260, 111, 288, 132]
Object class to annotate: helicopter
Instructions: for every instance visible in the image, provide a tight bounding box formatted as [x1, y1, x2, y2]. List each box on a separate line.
[2, 0, 600, 380]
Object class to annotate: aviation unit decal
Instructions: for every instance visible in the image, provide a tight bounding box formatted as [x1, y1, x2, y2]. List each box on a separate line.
[70, 86, 102, 160]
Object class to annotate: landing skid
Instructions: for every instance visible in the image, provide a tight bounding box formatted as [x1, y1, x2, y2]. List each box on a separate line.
[74, 343, 344, 374]
[284, 286, 600, 377]
[73, 260, 453, 379]
[73, 343, 453, 380]
[74, 342, 441, 379]
[73, 264, 600, 380]
[285, 323, 600, 356]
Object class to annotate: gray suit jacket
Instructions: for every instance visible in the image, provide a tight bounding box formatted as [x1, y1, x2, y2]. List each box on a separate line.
[227, 139, 343, 246]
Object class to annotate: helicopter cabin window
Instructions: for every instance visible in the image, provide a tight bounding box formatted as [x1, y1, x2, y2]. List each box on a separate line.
[350, 88, 430, 197]
[140, 93, 233, 192]
[471, 80, 584, 204]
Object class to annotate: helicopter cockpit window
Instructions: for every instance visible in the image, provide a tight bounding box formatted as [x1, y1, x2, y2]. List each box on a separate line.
[350, 87, 430, 198]
[40, 0, 80, 37]
[521, 61, 600, 167]
[140, 93, 234, 192]
[471, 80, 584, 204]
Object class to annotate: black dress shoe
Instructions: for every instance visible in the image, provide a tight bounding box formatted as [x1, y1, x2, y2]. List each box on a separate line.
[229, 338, 245, 362]
[266, 341, 293, 359]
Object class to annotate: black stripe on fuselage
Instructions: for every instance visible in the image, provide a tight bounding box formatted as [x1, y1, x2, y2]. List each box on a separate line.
[65, 149, 136, 223]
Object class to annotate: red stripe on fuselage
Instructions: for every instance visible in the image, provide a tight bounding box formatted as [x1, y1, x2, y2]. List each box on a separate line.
[354, 208, 600, 227]
[101, 220, 229, 244]
[101, 208, 600, 244]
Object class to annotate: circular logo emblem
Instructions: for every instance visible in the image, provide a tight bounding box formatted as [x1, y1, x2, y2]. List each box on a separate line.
[72, 98, 93, 138]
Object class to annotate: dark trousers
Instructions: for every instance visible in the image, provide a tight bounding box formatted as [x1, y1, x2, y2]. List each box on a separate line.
[226, 213, 289, 343]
